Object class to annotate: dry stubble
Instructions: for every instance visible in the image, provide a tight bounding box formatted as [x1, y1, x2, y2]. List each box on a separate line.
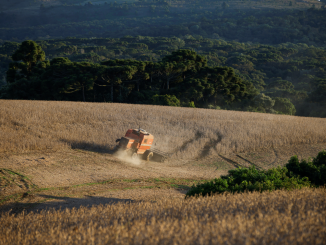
[1, 188, 325, 245]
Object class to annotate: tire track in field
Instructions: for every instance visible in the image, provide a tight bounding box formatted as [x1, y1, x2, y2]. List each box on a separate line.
[175, 131, 202, 154]
[218, 154, 242, 169]
[236, 154, 263, 170]
[196, 135, 222, 160]
[268, 147, 280, 167]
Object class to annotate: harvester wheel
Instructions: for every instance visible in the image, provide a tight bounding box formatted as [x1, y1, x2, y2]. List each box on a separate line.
[131, 152, 138, 160]
[146, 152, 153, 161]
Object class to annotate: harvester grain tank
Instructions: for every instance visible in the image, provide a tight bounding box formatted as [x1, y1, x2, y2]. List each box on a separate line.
[115, 128, 169, 162]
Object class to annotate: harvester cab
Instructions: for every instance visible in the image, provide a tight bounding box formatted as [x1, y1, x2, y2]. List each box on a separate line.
[115, 128, 169, 162]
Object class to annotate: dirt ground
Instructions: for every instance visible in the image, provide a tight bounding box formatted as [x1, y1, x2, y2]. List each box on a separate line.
[1, 142, 325, 214]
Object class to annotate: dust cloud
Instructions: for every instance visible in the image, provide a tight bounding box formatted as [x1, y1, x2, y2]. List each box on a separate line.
[114, 149, 142, 166]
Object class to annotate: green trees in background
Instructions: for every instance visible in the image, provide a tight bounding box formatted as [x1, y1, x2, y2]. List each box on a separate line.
[0, 41, 255, 110]
[0, 42, 20, 56]
[0, 0, 325, 117]
[0, 38, 324, 117]
[6, 40, 46, 83]
[153, 94, 180, 106]
[249, 94, 296, 115]
[309, 79, 326, 104]
[273, 97, 296, 115]
[253, 93, 275, 113]
[45, 61, 98, 102]
[1, 3, 326, 46]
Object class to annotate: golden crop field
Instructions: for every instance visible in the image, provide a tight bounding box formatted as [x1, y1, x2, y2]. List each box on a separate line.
[1, 188, 325, 245]
[1, 100, 326, 160]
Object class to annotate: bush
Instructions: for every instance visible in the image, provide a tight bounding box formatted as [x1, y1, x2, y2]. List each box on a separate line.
[186, 150, 326, 197]
[186, 166, 310, 197]
[286, 150, 326, 186]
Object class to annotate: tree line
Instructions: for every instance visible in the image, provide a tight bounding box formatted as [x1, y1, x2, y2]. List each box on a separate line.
[0, 40, 296, 115]
[1, 1, 325, 47]
[1, 40, 325, 116]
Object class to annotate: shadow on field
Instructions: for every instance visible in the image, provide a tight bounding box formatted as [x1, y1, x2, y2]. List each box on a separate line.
[0, 194, 135, 215]
[60, 139, 115, 154]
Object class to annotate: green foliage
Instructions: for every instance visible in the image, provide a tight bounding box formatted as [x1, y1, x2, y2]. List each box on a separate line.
[0, 42, 20, 56]
[309, 79, 326, 104]
[186, 150, 326, 197]
[186, 166, 310, 197]
[273, 97, 296, 115]
[2, 2, 326, 47]
[253, 93, 275, 112]
[286, 151, 326, 186]
[6, 40, 46, 83]
[2, 43, 253, 108]
[267, 79, 294, 90]
[12, 40, 45, 70]
[152, 94, 180, 106]
[188, 101, 196, 108]
[0, 36, 325, 117]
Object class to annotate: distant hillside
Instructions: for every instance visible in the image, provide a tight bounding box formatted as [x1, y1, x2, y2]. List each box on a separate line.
[0, 0, 325, 46]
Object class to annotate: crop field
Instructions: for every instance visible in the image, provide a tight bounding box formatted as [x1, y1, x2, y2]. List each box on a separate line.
[1, 100, 326, 244]
[1, 100, 326, 159]
[1, 188, 325, 245]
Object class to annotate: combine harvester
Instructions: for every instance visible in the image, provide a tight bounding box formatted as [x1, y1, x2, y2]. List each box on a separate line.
[115, 128, 170, 162]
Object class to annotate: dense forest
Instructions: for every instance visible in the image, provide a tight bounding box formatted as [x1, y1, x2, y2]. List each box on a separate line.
[0, 0, 325, 117]
[1, 0, 326, 45]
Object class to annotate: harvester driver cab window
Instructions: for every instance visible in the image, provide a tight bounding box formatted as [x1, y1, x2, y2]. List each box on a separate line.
[144, 139, 148, 144]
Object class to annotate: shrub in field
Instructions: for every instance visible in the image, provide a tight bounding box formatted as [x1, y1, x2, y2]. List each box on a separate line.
[286, 150, 326, 186]
[186, 166, 310, 197]
[187, 151, 326, 197]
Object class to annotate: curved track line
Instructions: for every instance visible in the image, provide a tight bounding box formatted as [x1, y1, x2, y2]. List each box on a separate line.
[197, 136, 222, 160]
[218, 154, 242, 168]
[268, 147, 280, 167]
[175, 131, 202, 154]
[236, 155, 262, 170]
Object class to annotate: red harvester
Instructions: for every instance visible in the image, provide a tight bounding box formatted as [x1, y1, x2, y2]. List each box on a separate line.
[115, 128, 169, 162]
